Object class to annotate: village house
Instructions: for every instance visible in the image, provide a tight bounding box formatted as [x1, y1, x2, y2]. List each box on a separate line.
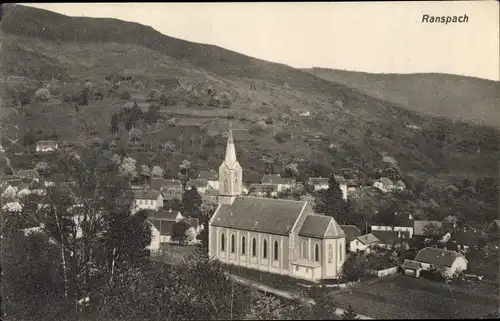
[198, 170, 219, 190]
[248, 183, 279, 197]
[36, 140, 59, 153]
[340, 225, 362, 251]
[209, 126, 346, 282]
[371, 213, 415, 238]
[350, 233, 380, 254]
[131, 189, 163, 213]
[485, 220, 500, 249]
[345, 179, 358, 195]
[371, 230, 408, 250]
[147, 209, 184, 250]
[186, 178, 210, 194]
[2, 201, 22, 212]
[150, 178, 183, 200]
[402, 259, 423, 277]
[261, 174, 296, 192]
[16, 169, 41, 182]
[308, 176, 348, 200]
[373, 177, 394, 193]
[449, 227, 484, 253]
[413, 247, 468, 278]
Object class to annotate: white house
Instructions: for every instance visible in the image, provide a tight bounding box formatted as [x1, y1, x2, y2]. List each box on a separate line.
[261, 174, 296, 193]
[147, 209, 184, 247]
[2, 201, 22, 212]
[248, 184, 279, 197]
[414, 247, 468, 278]
[186, 178, 209, 194]
[36, 140, 59, 153]
[308, 176, 347, 200]
[199, 170, 219, 191]
[373, 177, 394, 193]
[132, 189, 163, 213]
[16, 169, 41, 182]
[349, 233, 380, 254]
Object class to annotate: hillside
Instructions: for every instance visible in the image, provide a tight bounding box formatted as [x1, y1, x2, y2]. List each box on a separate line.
[303, 68, 500, 128]
[0, 5, 498, 182]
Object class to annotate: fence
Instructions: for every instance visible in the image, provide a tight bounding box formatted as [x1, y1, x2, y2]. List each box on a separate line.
[366, 266, 399, 277]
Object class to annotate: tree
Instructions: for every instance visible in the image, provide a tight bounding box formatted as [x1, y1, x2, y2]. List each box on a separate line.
[140, 165, 151, 184]
[342, 305, 359, 320]
[34, 87, 50, 101]
[185, 226, 198, 244]
[151, 166, 164, 179]
[120, 157, 137, 180]
[315, 174, 348, 224]
[146, 89, 161, 102]
[283, 162, 299, 178]
[182, 186, 202, 218]
[308, 286, 339, 320]
[110, 113, 119, 136]
[341, 252, 368, 284]
[423, 222, 444, 246]
[172, 220, 190, 245]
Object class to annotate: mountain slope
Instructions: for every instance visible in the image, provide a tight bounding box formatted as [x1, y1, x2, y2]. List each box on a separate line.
[0, 5, 498, 180]
[303, 68, 500, 128]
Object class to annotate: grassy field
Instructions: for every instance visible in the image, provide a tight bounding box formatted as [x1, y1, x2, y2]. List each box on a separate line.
[333, 274, 499, 319]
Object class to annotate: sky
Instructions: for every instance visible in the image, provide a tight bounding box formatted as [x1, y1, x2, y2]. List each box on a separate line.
[24, 2, 499, 81]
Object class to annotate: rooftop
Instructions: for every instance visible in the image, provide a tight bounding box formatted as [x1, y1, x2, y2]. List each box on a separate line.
[298, 214, 345, 239]
[211, 196, 309, 236]
[414, 247, 466, 267]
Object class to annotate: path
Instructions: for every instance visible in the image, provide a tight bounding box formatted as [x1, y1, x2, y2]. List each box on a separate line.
[2, 155, 16, 175]
[227, 273, 373, 320]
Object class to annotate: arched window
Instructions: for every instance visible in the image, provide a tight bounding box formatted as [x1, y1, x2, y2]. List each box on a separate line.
[339, 243, 342, 262]
[230, 234, 235, 253]
[263, 239, 268, 259]
[314, 243, 320, 262]
[274, 240, 279, 260]
[252, 238, 257, 257]
[220, 233, 225, 251]
[224, 179, 229, 194]
[301, 241, 308, 259]
[241, 236, 246, 255]
[328, 244, 333, 263]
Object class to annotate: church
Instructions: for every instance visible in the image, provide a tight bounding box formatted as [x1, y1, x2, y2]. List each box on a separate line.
[208, 125, 347, 282]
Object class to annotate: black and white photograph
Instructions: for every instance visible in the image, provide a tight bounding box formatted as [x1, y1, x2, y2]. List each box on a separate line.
[0, 2, 499, 320]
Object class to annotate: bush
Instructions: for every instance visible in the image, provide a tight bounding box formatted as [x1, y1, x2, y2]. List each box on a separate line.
[120, 91, 131, 100]
[274, 132, 290, 143]
[34, 87, 50, 101]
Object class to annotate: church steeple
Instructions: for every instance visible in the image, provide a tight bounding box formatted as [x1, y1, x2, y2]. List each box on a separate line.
[218, 122, 242, 205]
[224, 121, 237, 168]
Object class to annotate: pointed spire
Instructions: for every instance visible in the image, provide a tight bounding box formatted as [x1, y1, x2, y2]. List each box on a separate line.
[224, 122, 237, 167]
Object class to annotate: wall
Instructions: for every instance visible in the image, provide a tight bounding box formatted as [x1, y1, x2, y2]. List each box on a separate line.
[148, 226, 161, 251]
[350, 239, 370, 253]
[367, 266, 398, 277]
[450, 257, 468, 277]
[326, 237, 346, 279]
[213, 226, 290, 276]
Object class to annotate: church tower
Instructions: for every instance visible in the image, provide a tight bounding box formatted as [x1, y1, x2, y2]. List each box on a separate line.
[218, 123, 243, 205]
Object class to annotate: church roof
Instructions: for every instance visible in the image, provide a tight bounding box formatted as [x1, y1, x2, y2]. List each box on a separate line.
[299, 214, 345, 239]
[211, 196, 308, 236]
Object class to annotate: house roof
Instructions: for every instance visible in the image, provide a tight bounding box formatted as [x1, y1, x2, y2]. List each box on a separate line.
[378, 177, 394, 186]
[486, 220, 500, 234]
[261, 174, 295, 185]
[16, 169, 41, 180]
[198, 170, 218, 180]
[132, 189, 161, 200]
[148, 219, 176, 236]
[308, 177, 329, 185]
[394, 213, 414, 228]
[451, 230, 482, 246]
[414, 220, 443, 236]
[186, 179, 208, 188]
[249, 184, 278, 192]
[211, 196, 308, 236]
[150, 178, 182, 191]
[340, 225, 362, 242]
[371, 230, 400, 245]
[36, 140, 58, 147]
[414, 247, 466, 267]
[402, 259, 422, 270]
[395, 180, 406, 188]
[147, 209, 182, 221]
[298, 214, 345, 239]
[356, 233, 380, 245]
[345, 179, 357, 187]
